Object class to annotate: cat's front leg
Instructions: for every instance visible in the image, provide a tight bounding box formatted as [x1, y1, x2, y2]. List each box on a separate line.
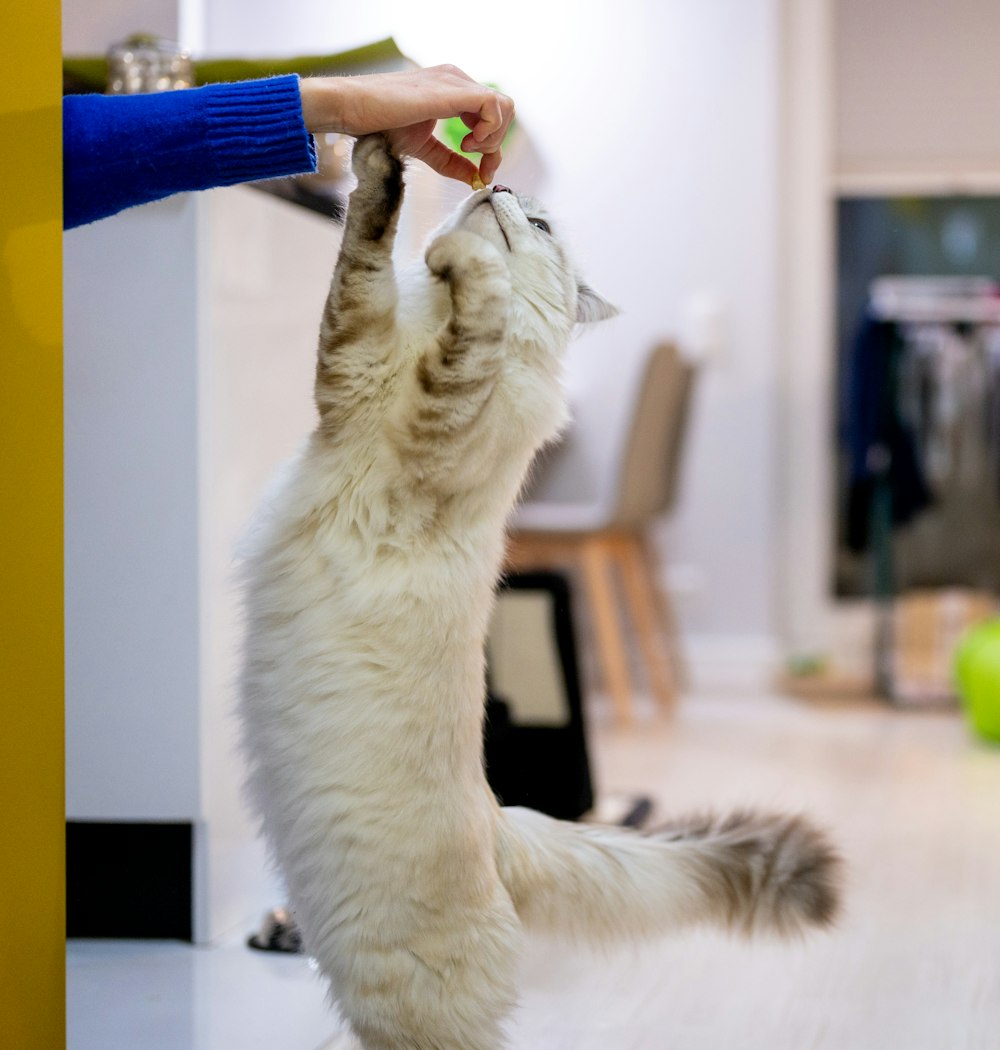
[425, 228, 510, 310]
[342, 133, 404, 248]
[422, 229, 511, 388]
[315, 134, 403, 426]
[421, 230, 510, 400]
[393, 231, 513, 486]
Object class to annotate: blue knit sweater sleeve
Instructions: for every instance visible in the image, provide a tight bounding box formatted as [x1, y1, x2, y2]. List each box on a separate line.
[64, 75, 318, 229]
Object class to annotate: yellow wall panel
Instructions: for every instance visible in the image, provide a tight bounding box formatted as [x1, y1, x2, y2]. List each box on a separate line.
[0, 1, 65, 1046]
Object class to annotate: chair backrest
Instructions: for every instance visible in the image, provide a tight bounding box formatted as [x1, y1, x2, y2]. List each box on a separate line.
[611, 342, 696, 528]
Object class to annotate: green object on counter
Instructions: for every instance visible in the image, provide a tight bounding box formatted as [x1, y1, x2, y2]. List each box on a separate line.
[954, 618, 1000, 744]
[786, 653, 829, 678]
[64, 37, 407, 93]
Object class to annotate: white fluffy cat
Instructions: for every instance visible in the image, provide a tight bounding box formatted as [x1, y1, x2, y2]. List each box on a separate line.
[238, 135, 839, 1050]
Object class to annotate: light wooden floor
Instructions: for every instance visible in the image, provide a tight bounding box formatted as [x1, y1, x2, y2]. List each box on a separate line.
[509, 691, 1000, 1050]
[69, 690, 1000, 1050]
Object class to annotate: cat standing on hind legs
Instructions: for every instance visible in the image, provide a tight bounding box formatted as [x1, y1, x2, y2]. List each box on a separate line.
[238, 134, 841, 1050]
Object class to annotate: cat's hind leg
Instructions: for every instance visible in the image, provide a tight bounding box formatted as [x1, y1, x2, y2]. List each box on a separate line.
[315, 134, 403, 429]
[341, 943, 519, 1050]
[326, 888, 522, 1050]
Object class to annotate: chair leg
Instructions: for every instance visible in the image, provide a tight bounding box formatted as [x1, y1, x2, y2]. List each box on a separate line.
[615, 532, 677, 712]
[505, 533, 571, 573]
[641, 532, 689, 692]
[579, 534, 633, 726]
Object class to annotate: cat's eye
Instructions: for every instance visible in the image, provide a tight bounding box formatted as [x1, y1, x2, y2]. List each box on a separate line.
[529, 218, 551, 234]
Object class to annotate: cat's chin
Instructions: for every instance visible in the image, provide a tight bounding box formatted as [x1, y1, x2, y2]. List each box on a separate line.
[456, 200, 511, 255]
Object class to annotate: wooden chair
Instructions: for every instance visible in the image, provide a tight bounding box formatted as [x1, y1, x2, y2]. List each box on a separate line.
[506, 342, 696, 726]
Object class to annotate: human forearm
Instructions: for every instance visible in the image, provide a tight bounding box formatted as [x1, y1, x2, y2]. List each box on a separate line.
[64, 76, 316, 229]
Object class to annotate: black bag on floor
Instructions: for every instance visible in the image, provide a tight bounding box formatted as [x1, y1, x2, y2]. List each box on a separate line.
[484, 571, 593, 821]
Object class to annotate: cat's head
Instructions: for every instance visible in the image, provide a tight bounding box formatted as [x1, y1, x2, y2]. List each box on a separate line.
[443, 185, 618, 331]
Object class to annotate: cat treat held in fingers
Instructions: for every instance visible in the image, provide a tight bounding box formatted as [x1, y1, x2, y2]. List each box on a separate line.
[238, 134, 840, 1050]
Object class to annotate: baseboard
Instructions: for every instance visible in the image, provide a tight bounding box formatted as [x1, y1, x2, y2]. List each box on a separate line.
[66, 821, 194, 940]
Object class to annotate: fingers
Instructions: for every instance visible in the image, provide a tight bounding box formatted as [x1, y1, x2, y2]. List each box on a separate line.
[460, 127, 507, 154]
[459, 129, 504, 186]
[432, 66, 513, 124]
[457, 90, 513, 183]
[405, 132, 502, 188]
[477, 149, 503, 185]
[468, 91, 515, 153]
[406, 135, 480, 185]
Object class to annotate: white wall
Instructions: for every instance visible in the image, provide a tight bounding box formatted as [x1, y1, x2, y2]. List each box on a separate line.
[836, 0, 1000, 183]
[63, 0, 179, 53]
[776, 0, 835, 661]
[201, 0, 785, 680]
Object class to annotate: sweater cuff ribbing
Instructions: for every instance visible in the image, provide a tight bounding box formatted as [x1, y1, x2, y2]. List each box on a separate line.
[202, 74, 317, 186]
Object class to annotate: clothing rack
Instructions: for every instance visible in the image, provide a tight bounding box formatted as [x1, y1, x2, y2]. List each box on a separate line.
[854, 277, 1000, 703]
[869, 276, 1000, 325]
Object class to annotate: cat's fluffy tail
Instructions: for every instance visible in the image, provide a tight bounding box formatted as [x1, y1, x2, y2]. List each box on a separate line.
[495, 806, 840, 942]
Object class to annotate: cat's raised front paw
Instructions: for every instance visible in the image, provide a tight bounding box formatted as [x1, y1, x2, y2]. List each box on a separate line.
[425, 230, 506, 282]
[351, 134, 401, 182]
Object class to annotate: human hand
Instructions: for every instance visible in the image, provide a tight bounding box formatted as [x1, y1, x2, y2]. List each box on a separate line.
[299, 65, 514, 185]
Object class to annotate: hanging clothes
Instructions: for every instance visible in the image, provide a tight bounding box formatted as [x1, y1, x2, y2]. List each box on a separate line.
[841, 308, 1000, 590]
[982, 327, 1000, 501]
[895, 324, 1000, 590]
[843, 314, 933, 554]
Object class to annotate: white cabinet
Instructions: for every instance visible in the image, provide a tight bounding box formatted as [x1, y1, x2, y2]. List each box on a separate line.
[64, 186, 340, 940]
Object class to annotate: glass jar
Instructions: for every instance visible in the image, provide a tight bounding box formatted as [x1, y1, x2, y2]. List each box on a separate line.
[106, 33, 194, 95]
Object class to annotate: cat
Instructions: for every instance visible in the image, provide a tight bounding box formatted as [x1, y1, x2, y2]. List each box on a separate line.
[238, 134, 840, 1050]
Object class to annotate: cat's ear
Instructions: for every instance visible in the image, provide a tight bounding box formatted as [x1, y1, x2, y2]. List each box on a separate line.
[575, 282, 620, 324]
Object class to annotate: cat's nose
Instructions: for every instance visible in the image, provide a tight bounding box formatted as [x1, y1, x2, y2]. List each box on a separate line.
[492, 184, 512, 194]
